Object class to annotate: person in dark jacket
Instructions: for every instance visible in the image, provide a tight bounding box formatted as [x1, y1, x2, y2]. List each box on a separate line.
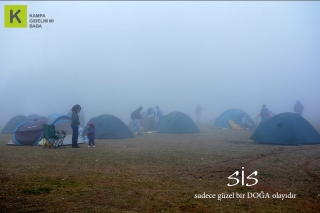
[259, 104, 269, 122]
[71, 104, 81, 148]
[87, 122, 95, 148]
[195, 104, 205, 124]
[131, 106, 143, 135]
[294, 100, 304, 116]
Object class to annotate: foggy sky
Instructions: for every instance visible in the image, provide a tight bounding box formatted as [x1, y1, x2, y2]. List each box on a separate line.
[1, 1, 320, 128]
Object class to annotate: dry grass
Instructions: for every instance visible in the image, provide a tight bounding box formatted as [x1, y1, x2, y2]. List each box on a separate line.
[1, 124, 320, 212]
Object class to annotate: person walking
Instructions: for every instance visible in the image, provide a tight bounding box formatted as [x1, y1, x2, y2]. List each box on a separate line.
[71, 104, 81, 148]
[259, 104, 269, 122]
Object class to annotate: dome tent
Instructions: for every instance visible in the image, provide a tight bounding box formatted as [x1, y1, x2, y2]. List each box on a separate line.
[12, 120, 46, 146]
[213, 109, 256, 129]
[27, 114, 42, 121]
[50, 114, 84, 145]
[46, 114, 60, 125]
[48, 114, 73, 138]
[52, 115, 73, 135]
[2, 114, 47, 135]
[250, 112, 320, 145]
[156, 111, 200, 134]
[1, 115, 29, 134]
[7, 114, 84, 146]
[82, 114, 134, 139]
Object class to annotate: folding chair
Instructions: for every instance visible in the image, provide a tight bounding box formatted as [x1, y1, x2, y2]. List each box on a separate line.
[43, 124, 66, 148]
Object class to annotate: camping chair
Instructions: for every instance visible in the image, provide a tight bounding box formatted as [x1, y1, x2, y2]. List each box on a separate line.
[43, 124, 66, 148]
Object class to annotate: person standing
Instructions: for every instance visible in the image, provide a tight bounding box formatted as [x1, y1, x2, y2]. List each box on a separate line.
[131, 106, 143, 135]
[87, 122, 96, 148]
[71, 104, 81, 148]
[259, 104, 269, 122]
[195, 104, 205, 124]
[294, 100, 304, 116]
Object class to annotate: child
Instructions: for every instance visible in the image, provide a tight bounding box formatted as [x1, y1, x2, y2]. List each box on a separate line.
[87, 122, 95, 147]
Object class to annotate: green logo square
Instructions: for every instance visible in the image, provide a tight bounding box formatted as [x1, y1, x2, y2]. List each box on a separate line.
[4, 5, 27, 28]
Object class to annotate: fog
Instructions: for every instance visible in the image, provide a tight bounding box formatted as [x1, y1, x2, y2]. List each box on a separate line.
[1, 1, 320, 128]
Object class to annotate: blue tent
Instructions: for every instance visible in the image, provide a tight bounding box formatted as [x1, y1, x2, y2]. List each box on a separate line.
[12, 120, 46, 146]
[213, 109, 256, 129]
[250, 112, 320, 145]
[2, 114, 47, 135]
[156, 111, 200, 134]
[6, 114, 81, 146]
[1, 115, 29, 134]
[27, 114, 42, 121]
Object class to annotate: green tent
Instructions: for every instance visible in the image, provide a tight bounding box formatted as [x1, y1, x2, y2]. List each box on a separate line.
[250, 112, 320, 145]
[156, 111, 200, 134]
[82, 114, 134, 139]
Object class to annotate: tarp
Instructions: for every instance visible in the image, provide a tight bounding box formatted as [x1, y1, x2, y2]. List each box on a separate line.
[156, 111, 200, 134]
[250, 112, 320, 145]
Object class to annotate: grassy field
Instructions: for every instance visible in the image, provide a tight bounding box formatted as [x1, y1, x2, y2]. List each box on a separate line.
[1, 124, 320, 213]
